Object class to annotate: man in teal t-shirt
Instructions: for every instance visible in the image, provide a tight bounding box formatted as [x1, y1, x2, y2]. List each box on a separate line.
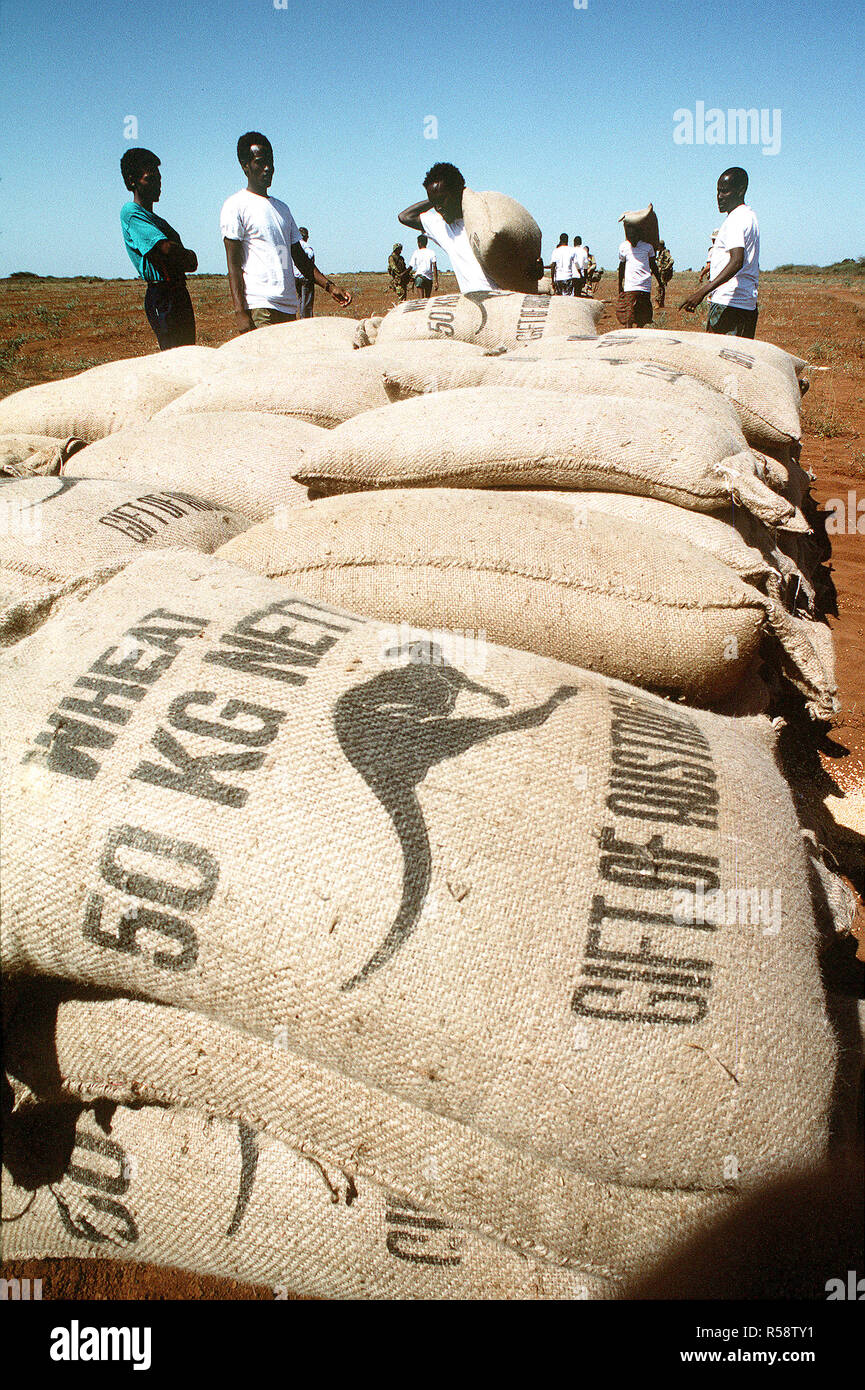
[120, 148, 197, 350]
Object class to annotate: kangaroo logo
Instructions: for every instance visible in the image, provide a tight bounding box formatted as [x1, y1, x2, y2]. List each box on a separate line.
[334, 642, 578, 990]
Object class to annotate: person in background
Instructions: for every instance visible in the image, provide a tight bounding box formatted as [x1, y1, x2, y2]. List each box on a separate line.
[550, 233, 573, 295]
[571, 235, 589, 296]
[221, 131, 350, 334]
[680, 168, 759, 337]
[388, 242, 411, 301]
[655, 240, 674, 307]
[698, 231, 719, 283]
[398, 162, 499, 292]
[408, 233, 439, 298]
[617, 220, 662, 327]
[292, 226, 315, 319]
[120, 148, 197, 350]
[584, 247, 602, 294]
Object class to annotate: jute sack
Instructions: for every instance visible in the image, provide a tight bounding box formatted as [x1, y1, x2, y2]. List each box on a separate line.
[0, 347, 218, 443]
[0, 434, 85, 479]
[605, 328, 809, 394]
[214, 316, 364, 365]
[374, 291, 602, 350]
[505, 332, 802, 451]
[0, 478, 247, 611]
[1, 1096, 582, 1299]
[156, 355, 392, 428]
[620, 205, 660, 252]
[380, 351, 745, 435]
[293, 387, 805, 531]
[0, 550, 842, 1275]
[215, 487, 832, 710]
[461, 188, 542, 293]
[64, 412, 321, 522]
[524, 489, 817, 617]
[5, 984, 855, 1293]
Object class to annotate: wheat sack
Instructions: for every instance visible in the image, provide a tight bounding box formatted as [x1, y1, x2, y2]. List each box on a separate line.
[0, 347, 218, 442]
[64, 412, 321, 522]
[293, 387, 805, 531]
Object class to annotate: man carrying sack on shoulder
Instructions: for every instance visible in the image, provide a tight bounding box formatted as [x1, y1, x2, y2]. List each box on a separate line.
[617, 208, 663, 327]
[680, 168, 759, 338]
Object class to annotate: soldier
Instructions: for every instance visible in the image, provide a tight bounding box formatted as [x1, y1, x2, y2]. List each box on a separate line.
[655, 240, 674, 307]
[388, 242, 411, 302]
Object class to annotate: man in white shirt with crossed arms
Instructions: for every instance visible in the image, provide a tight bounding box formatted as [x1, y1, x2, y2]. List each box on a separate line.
[398, 162, 500, 293]
[680, 166, 760, 338]
[221, 131, 351, 333]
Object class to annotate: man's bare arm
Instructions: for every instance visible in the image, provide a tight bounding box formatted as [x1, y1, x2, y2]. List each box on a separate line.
[148, 239, 197, 280]
[398, 198, 433, 231]
[223, 237, 255, 333]
[680, 246, 744, 311]
[290, 244, 351, 307]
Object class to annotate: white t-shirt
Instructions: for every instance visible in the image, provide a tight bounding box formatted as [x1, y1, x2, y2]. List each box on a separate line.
[709, 204, 759, 309]
[419, 208, 499, 293]
[293, 238, 314, 282]
[551, 245, 573, 281]
[220, 189, 300, 312]
[408, 246, 437, 281]
[618, 239, 654, 293]
[571, 245, 589, 274]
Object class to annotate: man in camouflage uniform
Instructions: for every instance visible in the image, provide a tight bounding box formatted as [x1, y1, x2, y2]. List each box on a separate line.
[655, 241, 674, 307]
[388, 242, 411, 302]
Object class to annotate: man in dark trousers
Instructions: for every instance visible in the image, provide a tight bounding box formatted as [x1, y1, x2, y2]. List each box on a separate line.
[293, 226, 315, 319]
[221, 131, 351, 333]
[680, 168, 760, 337]
[120, 148, 198, 350]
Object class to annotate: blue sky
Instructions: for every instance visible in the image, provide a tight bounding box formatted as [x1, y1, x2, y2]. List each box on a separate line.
[1, 0, 862, 278]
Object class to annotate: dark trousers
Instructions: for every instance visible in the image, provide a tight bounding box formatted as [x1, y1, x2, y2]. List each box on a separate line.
[706, 302, 759, 338]
[144, 279, 196, 350]
[294, 278, 315, 319]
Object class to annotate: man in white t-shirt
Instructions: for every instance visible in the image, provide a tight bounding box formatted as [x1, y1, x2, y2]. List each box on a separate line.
[616, 227, 662, 327]
[292, 226, 315, 320]
[680, 168, 760, 337]
[571, 236, 589, 296]
[549, 234, 573, 295]
[221, 132, 350, 333]
[398, 162, 500, 294]
[408, 234, 439, 298]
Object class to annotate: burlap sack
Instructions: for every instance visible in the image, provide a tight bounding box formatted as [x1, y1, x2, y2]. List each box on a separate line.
[0, 551, 841, 1274]
[461, 188, 542, 293]
[525, 489, 816, 616]
[64, 412, 320, 522]
[506, 333, 802, 451]
[215, 487, 831, 709]
[375, 292, 602, 350]
[3, 965, 852, 1292]
[293, 387, 805, 531]
[0, 434, 85, 479]
[380, 351, 745, 435]
[0, 347, 218, 443]
[156, 355, 392, 428]
[0, 478, 247, 612]
[1, 1096, 580, 1299]
[214, 316, 364, 365]
[608, 328, 809, 393]
[620, 205, 660, 251]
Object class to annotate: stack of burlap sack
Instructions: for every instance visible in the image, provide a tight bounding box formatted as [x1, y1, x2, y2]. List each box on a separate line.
[1, 291, 860, 1300]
